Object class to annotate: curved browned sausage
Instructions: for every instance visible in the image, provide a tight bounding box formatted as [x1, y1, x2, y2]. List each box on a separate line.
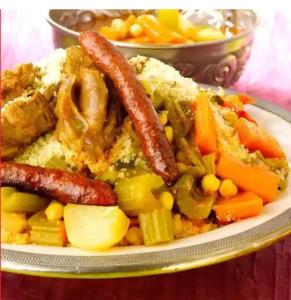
[79, 31, 178, 184]
[1, 162, 117, 206]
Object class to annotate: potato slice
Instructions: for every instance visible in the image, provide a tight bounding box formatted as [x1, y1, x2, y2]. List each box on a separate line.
[63, 204, 130, 250]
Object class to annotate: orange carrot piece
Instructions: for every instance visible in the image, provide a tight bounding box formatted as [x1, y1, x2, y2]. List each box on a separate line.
[137, 15, 187, 44]
[193, 92, 217, 155]
[237, 110, 257, 125]
[221, 101, 234, 109]
[216, 154, 280, 203]
[238, 94, 255, 105]
[213, 192, 263, 223]
[235, 118, 284, 159]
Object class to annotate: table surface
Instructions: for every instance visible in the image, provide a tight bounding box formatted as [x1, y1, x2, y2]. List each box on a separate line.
[1, 9, 291, 300]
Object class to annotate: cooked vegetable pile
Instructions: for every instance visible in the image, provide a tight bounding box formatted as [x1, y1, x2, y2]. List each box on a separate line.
[1, 41, 289, 250]
[98, 10, 236, 44]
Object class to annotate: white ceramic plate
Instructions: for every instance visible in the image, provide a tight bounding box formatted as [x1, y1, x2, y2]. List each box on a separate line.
[2, 92, 291, 278]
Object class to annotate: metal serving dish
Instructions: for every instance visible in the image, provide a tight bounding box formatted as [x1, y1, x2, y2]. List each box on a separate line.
[47, 10, 258, 87]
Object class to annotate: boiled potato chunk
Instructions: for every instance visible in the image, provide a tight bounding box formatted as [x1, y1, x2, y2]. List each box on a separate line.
[64, 204, 130, 250]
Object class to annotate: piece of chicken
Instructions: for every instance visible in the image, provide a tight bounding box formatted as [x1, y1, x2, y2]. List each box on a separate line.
[1, 63, 40, 103]
[2, 91, 56, 159]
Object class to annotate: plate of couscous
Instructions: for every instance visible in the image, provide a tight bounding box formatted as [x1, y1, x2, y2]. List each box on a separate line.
[1, 31, 290, 278]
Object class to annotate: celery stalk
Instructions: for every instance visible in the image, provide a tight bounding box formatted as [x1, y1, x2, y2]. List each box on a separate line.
[178, 138, 206, 176]
[175, 174, 215, 219]
[201, 153, 216, 174]
[138, 208, 174, 245]
[177, 163, 206, 177]
[45, 155, 69, 171]
[28, 211, 66, 246]
[164, 100, 191, 138]
[30, 223, 66, 247]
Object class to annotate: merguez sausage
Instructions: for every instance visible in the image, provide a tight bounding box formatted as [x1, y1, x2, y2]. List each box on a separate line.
[79, 31, 178, 184]
[1, 162, 117, 206]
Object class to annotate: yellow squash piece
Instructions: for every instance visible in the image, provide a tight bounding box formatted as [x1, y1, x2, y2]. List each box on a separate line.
[114, 173, 164, 216]
[1, 187, 17, 200]
[2, 189, 47, 213]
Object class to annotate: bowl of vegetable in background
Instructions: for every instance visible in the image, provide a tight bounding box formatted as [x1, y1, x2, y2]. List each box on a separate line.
[47, 9, 258, 87]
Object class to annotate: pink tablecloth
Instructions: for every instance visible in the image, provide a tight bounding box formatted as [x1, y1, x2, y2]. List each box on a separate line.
[1, 9, 291, 300]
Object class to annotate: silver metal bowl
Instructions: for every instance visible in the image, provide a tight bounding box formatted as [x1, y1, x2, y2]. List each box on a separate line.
[47, 10, 258, 87]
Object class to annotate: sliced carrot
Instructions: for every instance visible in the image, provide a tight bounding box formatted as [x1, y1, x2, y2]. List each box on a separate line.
[237, 110, 257, 125]
[137, 15, 187, 44]
[221, 101, 235, 109]
[216, 154, 280, 203]
[235, 118, 284, 159]
[213, 192, 263, 223]
[193, 92, 217, 155]
[238, 94, 255, 105]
